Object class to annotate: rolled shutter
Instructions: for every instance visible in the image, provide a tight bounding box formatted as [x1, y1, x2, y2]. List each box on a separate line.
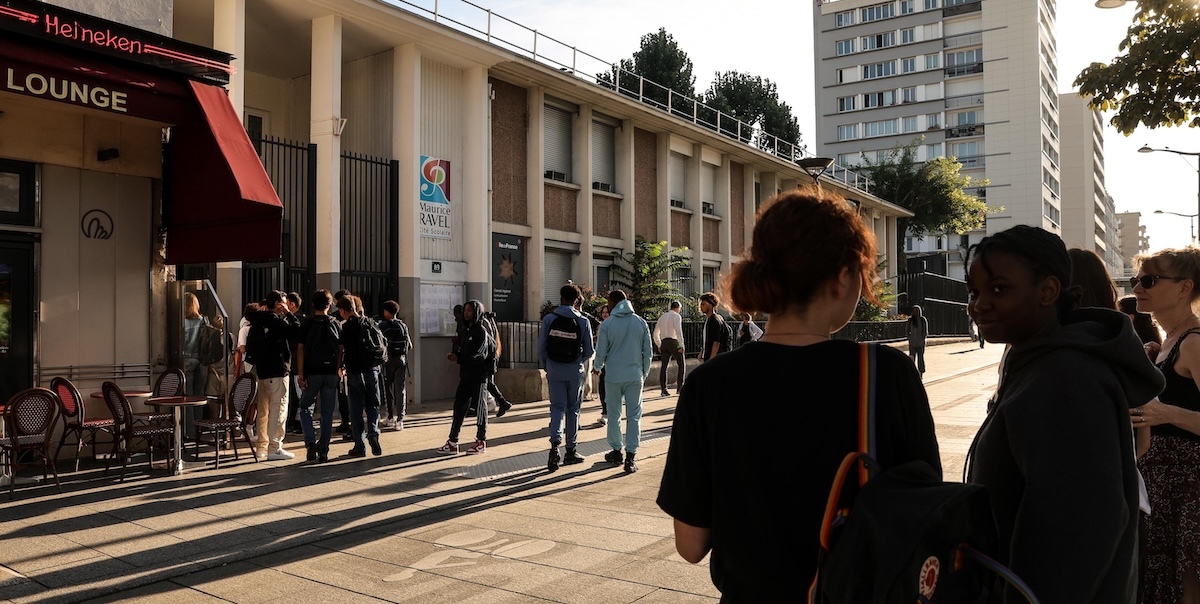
[590, 121, 615, 190]
[544, 106, 572, 181]
[669, 152, 687, 203]
[543, 250, 572, 305]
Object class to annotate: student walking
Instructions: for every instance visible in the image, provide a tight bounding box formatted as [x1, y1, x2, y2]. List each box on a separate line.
[436, 300, 495, 456]
[653, 300, 686, 396]
[907, 304, 928, 375]
[538, 284, 595, 472]
[593, 289, 653, 474]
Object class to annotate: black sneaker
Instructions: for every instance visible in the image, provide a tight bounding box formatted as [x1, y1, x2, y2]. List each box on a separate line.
[342, 432, 354, 442]
[496, 400, 513, 418]
[317, 451, 329, 463]
[369, 438, 382, 456]
[624, 452, 638, 474]
[660, 390, 669, 397]
[547, 447, 561, 472]
[563, 448, 585, 465]
[336, 423, 350, 434]
[604, 449, 623, 465]
[348, 447, 366, 458]
[306, 444, 318, 462]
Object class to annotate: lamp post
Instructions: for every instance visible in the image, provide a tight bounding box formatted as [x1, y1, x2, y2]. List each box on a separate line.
[796, 156, 835, 185]
[1153, 210, 1197, 243]
[1140, 145, 1200, 241]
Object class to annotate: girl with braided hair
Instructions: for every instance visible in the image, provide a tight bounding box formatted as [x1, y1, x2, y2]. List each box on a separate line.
[965, 225, 1163, 603]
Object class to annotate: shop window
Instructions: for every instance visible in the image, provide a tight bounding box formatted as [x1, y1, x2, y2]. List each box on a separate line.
[0, 159, 36, 227]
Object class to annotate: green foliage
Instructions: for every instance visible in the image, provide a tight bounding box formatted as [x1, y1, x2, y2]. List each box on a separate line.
[1075, 0, 1200, 135]
[701, 71, 805, 156]
[853, 261, 899, 322]
[538, 285, 607, 319]
[858, 138, 995, 237]
[598, 28, 696, 110]
[607, 236, 692, 320]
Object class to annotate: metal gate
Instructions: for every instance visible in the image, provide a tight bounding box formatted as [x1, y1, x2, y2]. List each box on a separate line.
[242, 136, 317, 307]
[340, 150, 399, 316]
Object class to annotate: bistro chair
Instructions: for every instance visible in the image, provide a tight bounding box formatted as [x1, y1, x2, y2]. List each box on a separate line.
[1, 388, 62, 499]
[132, 369, 185, 425]
[193, 373, 259, 468]
[51, 377, 115, 473]
[101, 382, 173, 482]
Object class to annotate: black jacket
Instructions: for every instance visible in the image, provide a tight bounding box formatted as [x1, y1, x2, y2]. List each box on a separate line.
[456, 300, 493, 380]
[245, 310, 300, 379]
[968, 308, 1164, 603]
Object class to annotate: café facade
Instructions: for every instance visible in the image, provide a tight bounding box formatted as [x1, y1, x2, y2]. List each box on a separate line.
[0, 0, 282, 402]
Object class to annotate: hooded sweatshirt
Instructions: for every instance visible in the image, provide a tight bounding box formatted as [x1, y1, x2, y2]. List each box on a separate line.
[967, 307, 1163, 604]
[593, 299, 654, 383]
[456, 300, 493, 380]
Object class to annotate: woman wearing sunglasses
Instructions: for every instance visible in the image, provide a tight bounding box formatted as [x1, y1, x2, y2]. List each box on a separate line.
[655, 187, 941, 601]
[1131, 248, 1200, 604]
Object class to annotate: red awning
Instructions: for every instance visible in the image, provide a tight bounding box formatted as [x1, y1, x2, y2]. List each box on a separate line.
[163, 81, 283, 264]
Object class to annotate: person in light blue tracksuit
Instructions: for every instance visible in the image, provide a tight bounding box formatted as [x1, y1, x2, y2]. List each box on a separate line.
[593, 289, 654, 474]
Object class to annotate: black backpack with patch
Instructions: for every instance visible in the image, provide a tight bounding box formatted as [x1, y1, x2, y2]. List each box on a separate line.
[197, 318, 226, 366]
[544, 310, 583, 363]
[809, 345, 1038, 604]
[382, 320, 410, 361]
[355, 316, 389, 368]
[304, 315, 341, 373]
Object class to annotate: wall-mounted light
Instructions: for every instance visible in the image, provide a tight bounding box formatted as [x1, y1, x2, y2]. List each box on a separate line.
[335, 117, 348, 136]
[97, 148, 120, 162]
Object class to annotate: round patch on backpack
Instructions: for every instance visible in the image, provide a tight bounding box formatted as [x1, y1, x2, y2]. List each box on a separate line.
[919, 555, 940, 598]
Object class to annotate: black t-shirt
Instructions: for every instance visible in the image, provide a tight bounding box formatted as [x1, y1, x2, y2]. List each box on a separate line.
[656, 340, 940, 602]
[703, 314, 729, 359]
[296, 314, 341, 376]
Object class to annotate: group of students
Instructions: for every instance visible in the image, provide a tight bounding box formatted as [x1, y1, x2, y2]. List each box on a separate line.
[655, 186, 1200, 603]
[234, 289, 412, 463]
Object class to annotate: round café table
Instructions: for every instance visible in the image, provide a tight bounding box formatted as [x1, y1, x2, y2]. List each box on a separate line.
[145, 396, 211, 476]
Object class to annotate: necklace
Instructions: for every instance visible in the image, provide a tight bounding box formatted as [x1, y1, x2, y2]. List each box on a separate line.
[1164, 317, 1198, 341]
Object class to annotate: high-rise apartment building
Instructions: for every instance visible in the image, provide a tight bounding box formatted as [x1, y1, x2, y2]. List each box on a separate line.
[1117, 211, 1150, 279]
[813, 0, 1063, 247]
[1060, 93, 1121, 276]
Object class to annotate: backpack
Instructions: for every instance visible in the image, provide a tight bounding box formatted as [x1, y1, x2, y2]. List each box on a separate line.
[197, 318, 226, 366]
[355, 316, 389, 368]
[304, 315, 341, 373]
[810, 344, 1038, 604]
[721, 316, 734, 353]
[545, 310, 583, 363]
[244, 321, 268, 367]
[382, 320, 410, 360]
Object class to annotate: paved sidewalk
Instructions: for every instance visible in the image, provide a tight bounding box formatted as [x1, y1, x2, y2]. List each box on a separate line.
[0, 342, 1002, 603]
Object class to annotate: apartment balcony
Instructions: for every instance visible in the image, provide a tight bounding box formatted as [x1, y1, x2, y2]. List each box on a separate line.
[946, 124, 985, 139]
[946, 94, 985, 109]
[944, 0, 982, 17]
[959, 155, 986, 169]
[944, 32, 983, 49]
[945, 63, 984, 78]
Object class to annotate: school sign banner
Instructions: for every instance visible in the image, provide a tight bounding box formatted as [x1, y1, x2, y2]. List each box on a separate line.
[419, 155, 451, 239]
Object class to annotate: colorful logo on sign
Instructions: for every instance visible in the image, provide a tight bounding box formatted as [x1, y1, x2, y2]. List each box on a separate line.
[420, 156, 450, 204]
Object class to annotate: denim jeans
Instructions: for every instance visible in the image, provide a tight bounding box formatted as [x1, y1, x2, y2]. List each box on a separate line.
[347, 368, 382, 449]
[547, 371, 585, 448]
[299, 373, 339, 452]
[605, 380, 644, 454]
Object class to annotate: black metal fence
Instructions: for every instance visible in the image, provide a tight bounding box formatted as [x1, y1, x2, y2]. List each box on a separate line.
[832, 320, 909, 343]
[243, 136, 316, 307]
[896, 272, 971, 336]
[339, 151, 399, 316]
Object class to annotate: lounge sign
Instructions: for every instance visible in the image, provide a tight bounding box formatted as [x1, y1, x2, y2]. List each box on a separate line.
[5, 65, 131, 113]
[0, 0, 233, 85]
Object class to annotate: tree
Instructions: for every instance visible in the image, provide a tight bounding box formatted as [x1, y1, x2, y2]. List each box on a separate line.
[701, 71, 805, 156]
[598, 28, 696, 112]
[607, 236, 692, 320]
[856, 138, 994, 263]
[1074, 0, 1200, 134]
[853, 260, 898, 321]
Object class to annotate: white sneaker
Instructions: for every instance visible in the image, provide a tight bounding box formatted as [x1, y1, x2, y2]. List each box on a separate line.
[598, 415, 608, 426]
[267, 449, 296, 461]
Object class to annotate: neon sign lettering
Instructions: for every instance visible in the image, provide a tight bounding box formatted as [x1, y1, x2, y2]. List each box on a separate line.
[44, 15, 143, 54]
[5, 67, 128, 113]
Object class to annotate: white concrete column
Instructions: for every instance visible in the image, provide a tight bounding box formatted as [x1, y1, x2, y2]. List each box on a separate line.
[743, 163, 756, 255]
[716, 154, 732, 269]
[311, 15, 342, 291]
[393, 43, 422, 404]
[617, 119, 636, 255]
[526, 88, 546, 319]
[463, 65, 490, 302]
[761, 172, 779, 202]
[656, 133, 671, 245]
[886, 216, 900, 279]
[213, 0, 245, 313]
[688, 144, 703, 269]
[574, 104, 594, 287]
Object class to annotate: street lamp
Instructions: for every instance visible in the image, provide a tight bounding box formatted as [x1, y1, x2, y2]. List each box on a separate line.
[1140, 145, 1200, 240]
[797, 156, 835, 185]
[1094, 0, 1126, 7]
[1153, 210, 1198, 243]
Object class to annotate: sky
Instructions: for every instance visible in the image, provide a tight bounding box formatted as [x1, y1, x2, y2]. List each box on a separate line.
[443, 0, 1198, 252]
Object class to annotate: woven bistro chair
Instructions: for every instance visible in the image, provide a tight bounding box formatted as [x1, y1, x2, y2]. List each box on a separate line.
[132, 369, 185, 425]
[193, 373, 259, 468]
[51, 377, 115, 472]
[1, 388, 62, 499]
[101, 382, 173, 482]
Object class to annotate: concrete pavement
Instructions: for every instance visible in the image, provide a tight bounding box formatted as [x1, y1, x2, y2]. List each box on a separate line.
[0, 341, 1003, 603]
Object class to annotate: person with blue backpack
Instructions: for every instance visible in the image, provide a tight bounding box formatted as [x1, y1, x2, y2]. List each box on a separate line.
[538, 283, 595, 472]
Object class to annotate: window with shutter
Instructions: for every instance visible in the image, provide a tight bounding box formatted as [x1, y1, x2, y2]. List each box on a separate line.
[543, 250, 573, 306]
[590, 121, 616, 192]
[544, 106, 572, 182]
[669, 152, 687, 207]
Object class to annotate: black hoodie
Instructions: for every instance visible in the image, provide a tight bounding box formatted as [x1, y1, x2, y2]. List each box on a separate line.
[456, 300, 493, 380]
[968, 307, 1164, 603]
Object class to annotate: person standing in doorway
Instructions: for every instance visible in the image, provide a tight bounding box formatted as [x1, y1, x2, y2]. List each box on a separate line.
[908, 304, 928, 375]
[538, 284, 595, 472]
[700, 292, 730, 362]
[653, 300, 686, 397]
[594, 289, 654, 474]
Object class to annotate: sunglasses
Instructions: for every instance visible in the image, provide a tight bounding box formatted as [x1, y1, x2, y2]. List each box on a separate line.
[1130, 275, 1185, 289]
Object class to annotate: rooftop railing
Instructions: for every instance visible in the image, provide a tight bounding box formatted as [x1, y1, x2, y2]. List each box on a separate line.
[383, 0, 873, 195]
